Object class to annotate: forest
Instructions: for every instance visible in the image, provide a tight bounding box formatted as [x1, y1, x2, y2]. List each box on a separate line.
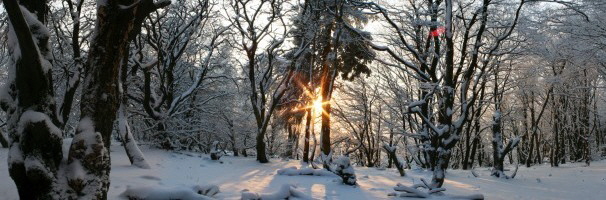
[0, 0, 605, 199]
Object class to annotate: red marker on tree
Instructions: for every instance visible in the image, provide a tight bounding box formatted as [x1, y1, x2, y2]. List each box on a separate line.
[430, 26, 446, 37]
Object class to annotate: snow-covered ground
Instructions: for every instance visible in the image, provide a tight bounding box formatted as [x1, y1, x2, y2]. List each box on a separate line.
[1, 143, 605, 199]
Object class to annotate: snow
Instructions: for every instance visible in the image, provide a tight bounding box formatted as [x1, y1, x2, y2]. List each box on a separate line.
[7, 143, 23, 163]
[121, 185, 217, 200]
[67, 159, 85, 182]
[117, 104, 150, 169]
[277, 166, 337, 177]
[6, 27, 20, 68]
[74, 117, 99, 145]
[19, 6, 53, 72]
[241, 184, 312, 200]
[382, 144, 396, 153]
[18, 110, 62, 138]
[23, 156, 53, 178]
[408, 100, 425, 108]
[1, 145, 606, 199]
[393, 183, 429, 198]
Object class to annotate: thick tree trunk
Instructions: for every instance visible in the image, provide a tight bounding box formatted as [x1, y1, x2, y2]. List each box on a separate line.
[431, 150, 452, 188]
[256, 130, 269, 163]
[320, 67, 332, 168]
[68, 1, 156, 198]
[4, 1, 63, 199]
[429, 0, 457, 188]
[318, 16, 336, 168]
[285, 125, 295, 159]
[492, 111, 504, 176]
[303, 108, 311, 163]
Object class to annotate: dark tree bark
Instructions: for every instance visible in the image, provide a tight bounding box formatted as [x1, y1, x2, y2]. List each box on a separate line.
[469, 134, 480, 168]
[4, 0, 62, 198]
[303, 108, 312, 163]
[69, 1, 169, 198]
[319, 31, 335, 169]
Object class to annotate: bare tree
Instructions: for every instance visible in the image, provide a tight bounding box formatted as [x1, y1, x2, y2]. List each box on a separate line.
[367, 0, 526, 188]
[230, 0, 294, 163]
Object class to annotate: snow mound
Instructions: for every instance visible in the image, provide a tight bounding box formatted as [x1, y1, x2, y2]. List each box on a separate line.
[332, 156, 357, 185]
[390, 182, 484, 199]
[241, 184, 312, 200]
[120, 184, 219, 200]
[276, 166, 337, 177]
[194, 185, 220, 197]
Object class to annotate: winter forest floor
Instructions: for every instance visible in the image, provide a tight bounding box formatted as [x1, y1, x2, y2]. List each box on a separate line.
[1, 143, 605, 200]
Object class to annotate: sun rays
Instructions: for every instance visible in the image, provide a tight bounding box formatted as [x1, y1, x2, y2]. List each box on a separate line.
[290, 77, 330, 117]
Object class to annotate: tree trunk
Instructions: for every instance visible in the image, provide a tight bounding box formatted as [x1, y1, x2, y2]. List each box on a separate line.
[70, 1, 152, 197]
[231, 128, 238, 157]
[478, 142, 484, 167]
[492, 111, 504, 176]
[303, 108, 311, 163]
[552, 93, 560, 167]
[320, 67, 333, 168]
[285, 125, 295, 159]
[387, 129, 395, 168]
[526, 93, 536, 167]
[256, 129, 269, 163]
[294, 128, 300, 160]
[491, 110, 520, 178]
[462, 118, 473, 170]
[469, 135, 479, 168]
[4, 1, 63, 199]
[383, 144, 405, 176]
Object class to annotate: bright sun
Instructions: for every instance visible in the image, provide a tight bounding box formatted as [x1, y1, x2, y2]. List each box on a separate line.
[313, 97, 323, 114]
